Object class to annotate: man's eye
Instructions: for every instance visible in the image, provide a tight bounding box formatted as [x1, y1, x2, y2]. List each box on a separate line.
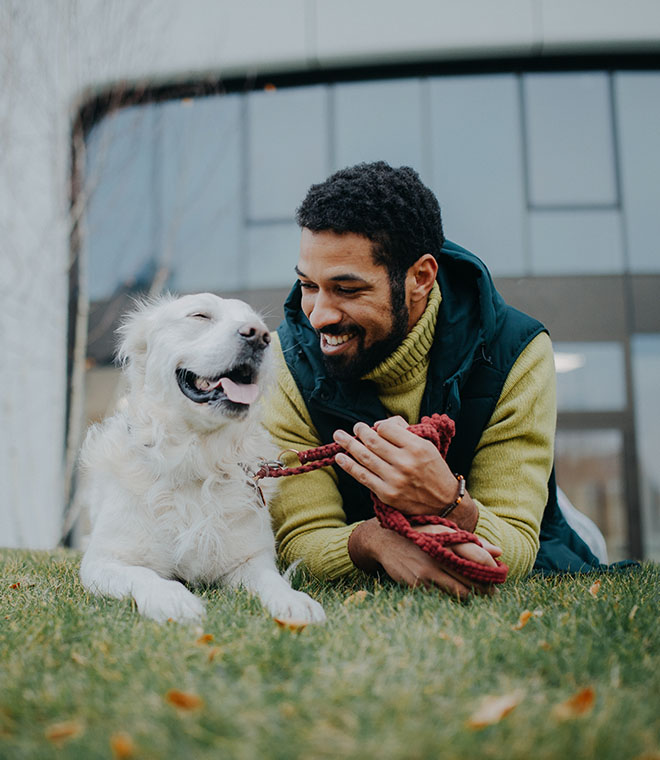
[336, 286, 360, 295]
[299, 282, 318, 291]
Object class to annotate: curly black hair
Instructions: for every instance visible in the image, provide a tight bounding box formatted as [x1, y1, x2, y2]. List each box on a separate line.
[295, 161, 445, 286]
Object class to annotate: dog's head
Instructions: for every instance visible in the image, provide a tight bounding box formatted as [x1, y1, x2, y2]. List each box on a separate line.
[116, 293, 271, 427]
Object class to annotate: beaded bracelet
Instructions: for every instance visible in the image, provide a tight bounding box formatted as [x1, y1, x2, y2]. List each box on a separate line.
[438, 474, 465, 518]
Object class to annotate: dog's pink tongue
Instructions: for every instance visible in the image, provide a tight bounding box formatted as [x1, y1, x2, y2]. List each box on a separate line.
[219, 377, 259, 405]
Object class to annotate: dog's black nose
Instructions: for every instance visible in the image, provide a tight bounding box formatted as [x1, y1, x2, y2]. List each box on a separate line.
[238, 322, 271, 348]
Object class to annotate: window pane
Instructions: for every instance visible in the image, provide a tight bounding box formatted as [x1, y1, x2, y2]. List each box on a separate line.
[429, 75, 526, 276]
[247, 86, 329, 220]
[554, 342, 626, 412]
[245, 222, 300, 290]
[529, 209, 624, 275]
[555, 429, 628, 561]
[158, 96, 243, 293]
[615, 73, 660, 273]
[334, 79, 424, 171]
[524, 73, 617, 206]
[631, 334, 660, 560]
[85, 106, 158, 302]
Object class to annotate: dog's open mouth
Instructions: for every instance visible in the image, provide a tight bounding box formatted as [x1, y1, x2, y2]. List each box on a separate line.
[175, 364, 259, 409]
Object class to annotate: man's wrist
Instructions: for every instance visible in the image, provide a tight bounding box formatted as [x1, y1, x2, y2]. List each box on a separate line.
[447, 493, 479, 532]
[348, 518, 383, 573]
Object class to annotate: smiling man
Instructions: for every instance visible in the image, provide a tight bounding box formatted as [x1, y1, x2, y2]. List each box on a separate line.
[264, 161, 601, 596]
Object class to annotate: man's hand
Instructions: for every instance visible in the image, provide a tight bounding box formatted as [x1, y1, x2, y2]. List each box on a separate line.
[333, 416, 478, 531]
[348, 518, 502, 598]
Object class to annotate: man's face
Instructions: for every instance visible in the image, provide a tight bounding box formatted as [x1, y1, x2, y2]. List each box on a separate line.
[296, 228, 410, 379]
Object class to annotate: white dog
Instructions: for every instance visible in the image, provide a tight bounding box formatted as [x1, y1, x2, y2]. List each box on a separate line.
[79, 292, 325, 625]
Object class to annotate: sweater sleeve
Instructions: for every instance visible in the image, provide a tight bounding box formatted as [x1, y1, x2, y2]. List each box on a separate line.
[469, 331, 556, 577]
[262, 335, 363, 580]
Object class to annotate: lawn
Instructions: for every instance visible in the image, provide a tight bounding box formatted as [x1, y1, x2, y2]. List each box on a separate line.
[0, 549, 658, 760]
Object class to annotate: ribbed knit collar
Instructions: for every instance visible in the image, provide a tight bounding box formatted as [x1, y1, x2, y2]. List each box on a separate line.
[363, 282, 441, 390]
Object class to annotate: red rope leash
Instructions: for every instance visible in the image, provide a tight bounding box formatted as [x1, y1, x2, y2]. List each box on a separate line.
[257, 413, 508, 585]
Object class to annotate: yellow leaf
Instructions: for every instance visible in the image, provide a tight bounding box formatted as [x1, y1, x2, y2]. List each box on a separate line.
[207, 646, 223, 662]
[165, 689, 204, 710]
[467, 692, 523, 729]
[629, 604, 639, 620]
[71, 652, 87, 666]
[589, 580, 602, 597]
[110, 732, 136, 759]
[45, 720, 84, 744]
[438, 631, 464, 646]
[512, 610, 533, 630]
[280, 702, 296, 718]
[195, 633, 214, 645]
[344, 590, 369, 606]
[274, 618, 308, 633]
[553, 687, 596, 720]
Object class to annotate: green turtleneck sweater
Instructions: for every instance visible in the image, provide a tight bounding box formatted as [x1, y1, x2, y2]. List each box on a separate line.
[263, 282, 556, 580]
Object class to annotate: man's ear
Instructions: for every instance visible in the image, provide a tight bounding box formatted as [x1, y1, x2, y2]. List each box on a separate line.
[408, 254, 438, 304]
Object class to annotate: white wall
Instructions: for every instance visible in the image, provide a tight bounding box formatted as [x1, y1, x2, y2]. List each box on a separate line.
[1, 0, 659, 549]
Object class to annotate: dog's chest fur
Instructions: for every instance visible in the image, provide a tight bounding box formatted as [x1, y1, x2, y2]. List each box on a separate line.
[84, 411, 278, 584]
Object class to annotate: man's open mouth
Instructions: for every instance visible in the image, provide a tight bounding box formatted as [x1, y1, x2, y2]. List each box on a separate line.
[175, 364, 260, 409]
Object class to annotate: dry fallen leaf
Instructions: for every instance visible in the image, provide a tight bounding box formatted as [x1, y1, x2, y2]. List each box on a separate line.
[512, 610, 533, 630]
[280, 702, 296, 718]
[45, 720, 84, 744]
[589, 580, 602, 597]
[71, 652, 87, 666]
[110, 731, 136, 759]
[438, 632, 465, 647]
[467, 691, 524, 729]
[165, 689, 204, 710]
[273, 618, 308, 633]
[344, 590, 369, 606]
[538, 640, 552, 651]
[553, 687, 596, 720]
[629, 604, 639, 620]
[207, 646, 223, 662]
[195, 633, 214, 645]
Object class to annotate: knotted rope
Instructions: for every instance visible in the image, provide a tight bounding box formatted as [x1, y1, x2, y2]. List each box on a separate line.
[256, 413, 508, 585]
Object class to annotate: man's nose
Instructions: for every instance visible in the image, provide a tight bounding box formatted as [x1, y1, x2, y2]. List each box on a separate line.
[306, 291, 342, 331]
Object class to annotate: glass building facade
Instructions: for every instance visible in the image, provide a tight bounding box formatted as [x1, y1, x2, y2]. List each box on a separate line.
[77, 63, 660, 562]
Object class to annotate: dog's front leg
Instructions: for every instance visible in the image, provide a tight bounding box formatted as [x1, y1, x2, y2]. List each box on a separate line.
[226, 552, 326, 623]
[80, 555, 206, 623]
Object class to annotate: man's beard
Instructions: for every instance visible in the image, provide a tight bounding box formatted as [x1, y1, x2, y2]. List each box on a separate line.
[320, 286, 409, 381]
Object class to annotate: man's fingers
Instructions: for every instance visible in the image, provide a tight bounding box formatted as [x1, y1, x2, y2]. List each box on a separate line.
[333, 426, 400, 469]
[480, 538, 503, 558]
[334, 452, 387, 495]
[373, 416, 408, 430]
[411, 524, 497, 567]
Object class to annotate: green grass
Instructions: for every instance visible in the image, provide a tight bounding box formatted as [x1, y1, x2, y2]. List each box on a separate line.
[0, 549, 658, 760]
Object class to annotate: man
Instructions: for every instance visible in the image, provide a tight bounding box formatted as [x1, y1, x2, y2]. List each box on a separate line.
[264, 161, 600, 597]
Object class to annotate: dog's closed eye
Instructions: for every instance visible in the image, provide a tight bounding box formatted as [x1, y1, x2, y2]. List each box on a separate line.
[188, 312, 212, 321]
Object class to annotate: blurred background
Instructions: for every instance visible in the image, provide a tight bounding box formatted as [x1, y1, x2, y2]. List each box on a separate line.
[1, 1, 659, 562]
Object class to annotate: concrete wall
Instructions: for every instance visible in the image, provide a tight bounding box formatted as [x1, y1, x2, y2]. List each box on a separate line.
[1, 0, 659, 548]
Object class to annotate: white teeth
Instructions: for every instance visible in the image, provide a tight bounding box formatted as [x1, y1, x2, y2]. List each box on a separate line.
[195, 377, 214, 391]
[324, 334, 352, 346]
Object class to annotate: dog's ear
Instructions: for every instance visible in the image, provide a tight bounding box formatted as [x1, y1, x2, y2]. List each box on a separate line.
[115, 298, 158, 372]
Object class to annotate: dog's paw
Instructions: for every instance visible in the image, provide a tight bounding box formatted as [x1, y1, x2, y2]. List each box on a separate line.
[136, 580, 206, 623]
[266, 588, 326, 624]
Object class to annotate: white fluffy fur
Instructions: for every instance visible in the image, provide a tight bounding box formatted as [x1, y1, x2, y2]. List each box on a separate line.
[79, 292, 325, 624]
